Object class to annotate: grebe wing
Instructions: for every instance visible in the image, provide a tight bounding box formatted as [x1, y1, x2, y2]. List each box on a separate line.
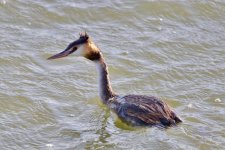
[119, 95, 181, 126]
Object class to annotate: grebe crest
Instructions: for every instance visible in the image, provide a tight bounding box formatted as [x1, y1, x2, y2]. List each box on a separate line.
[48, 32, 101, 61]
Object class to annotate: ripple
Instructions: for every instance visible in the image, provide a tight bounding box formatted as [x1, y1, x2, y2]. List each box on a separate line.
[0, 0, 225, 149]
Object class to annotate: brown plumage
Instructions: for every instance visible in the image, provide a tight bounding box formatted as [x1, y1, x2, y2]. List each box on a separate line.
[48, 32, 182, 128]
[108, 95, 182, 127]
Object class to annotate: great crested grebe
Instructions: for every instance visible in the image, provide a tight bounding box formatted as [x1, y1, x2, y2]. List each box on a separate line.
[48, 32, 182, 127]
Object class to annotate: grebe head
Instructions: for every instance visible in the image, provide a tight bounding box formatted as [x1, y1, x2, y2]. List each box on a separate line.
[48, 32, 101, 61]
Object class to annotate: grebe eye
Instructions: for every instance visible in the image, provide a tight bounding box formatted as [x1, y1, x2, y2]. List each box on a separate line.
[73, 47, 77, 51]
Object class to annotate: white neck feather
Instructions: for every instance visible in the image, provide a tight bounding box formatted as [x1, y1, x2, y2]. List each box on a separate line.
[94, 58, 115, 103]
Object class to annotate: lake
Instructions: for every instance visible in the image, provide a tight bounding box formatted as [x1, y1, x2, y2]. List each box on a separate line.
[0, 0, 224, 149]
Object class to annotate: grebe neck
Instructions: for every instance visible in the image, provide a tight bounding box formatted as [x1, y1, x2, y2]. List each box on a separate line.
[94, 54, 115, 104]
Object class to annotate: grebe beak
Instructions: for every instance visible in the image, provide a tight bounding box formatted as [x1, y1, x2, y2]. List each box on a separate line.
[47, 46, 77, 60]
[47, 35, 87, 60]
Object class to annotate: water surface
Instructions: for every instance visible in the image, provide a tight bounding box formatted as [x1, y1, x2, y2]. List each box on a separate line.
[0, 0, 225, 149]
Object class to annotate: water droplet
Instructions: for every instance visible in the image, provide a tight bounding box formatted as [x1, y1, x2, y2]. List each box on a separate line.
[187, 103, 192, 108]
[1, 0, 6, 5]
[214, 98, 221, 103]
[69, 114, 75, 117]
[121, 51, 128, 55]
[157, 27, 162, 31]
[46, 143, 53, 148]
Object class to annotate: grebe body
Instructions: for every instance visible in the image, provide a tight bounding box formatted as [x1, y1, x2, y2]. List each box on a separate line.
[48, 32, 182, 127]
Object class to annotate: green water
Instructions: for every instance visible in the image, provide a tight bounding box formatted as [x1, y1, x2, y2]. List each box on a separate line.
[0, 0, 225, 149]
